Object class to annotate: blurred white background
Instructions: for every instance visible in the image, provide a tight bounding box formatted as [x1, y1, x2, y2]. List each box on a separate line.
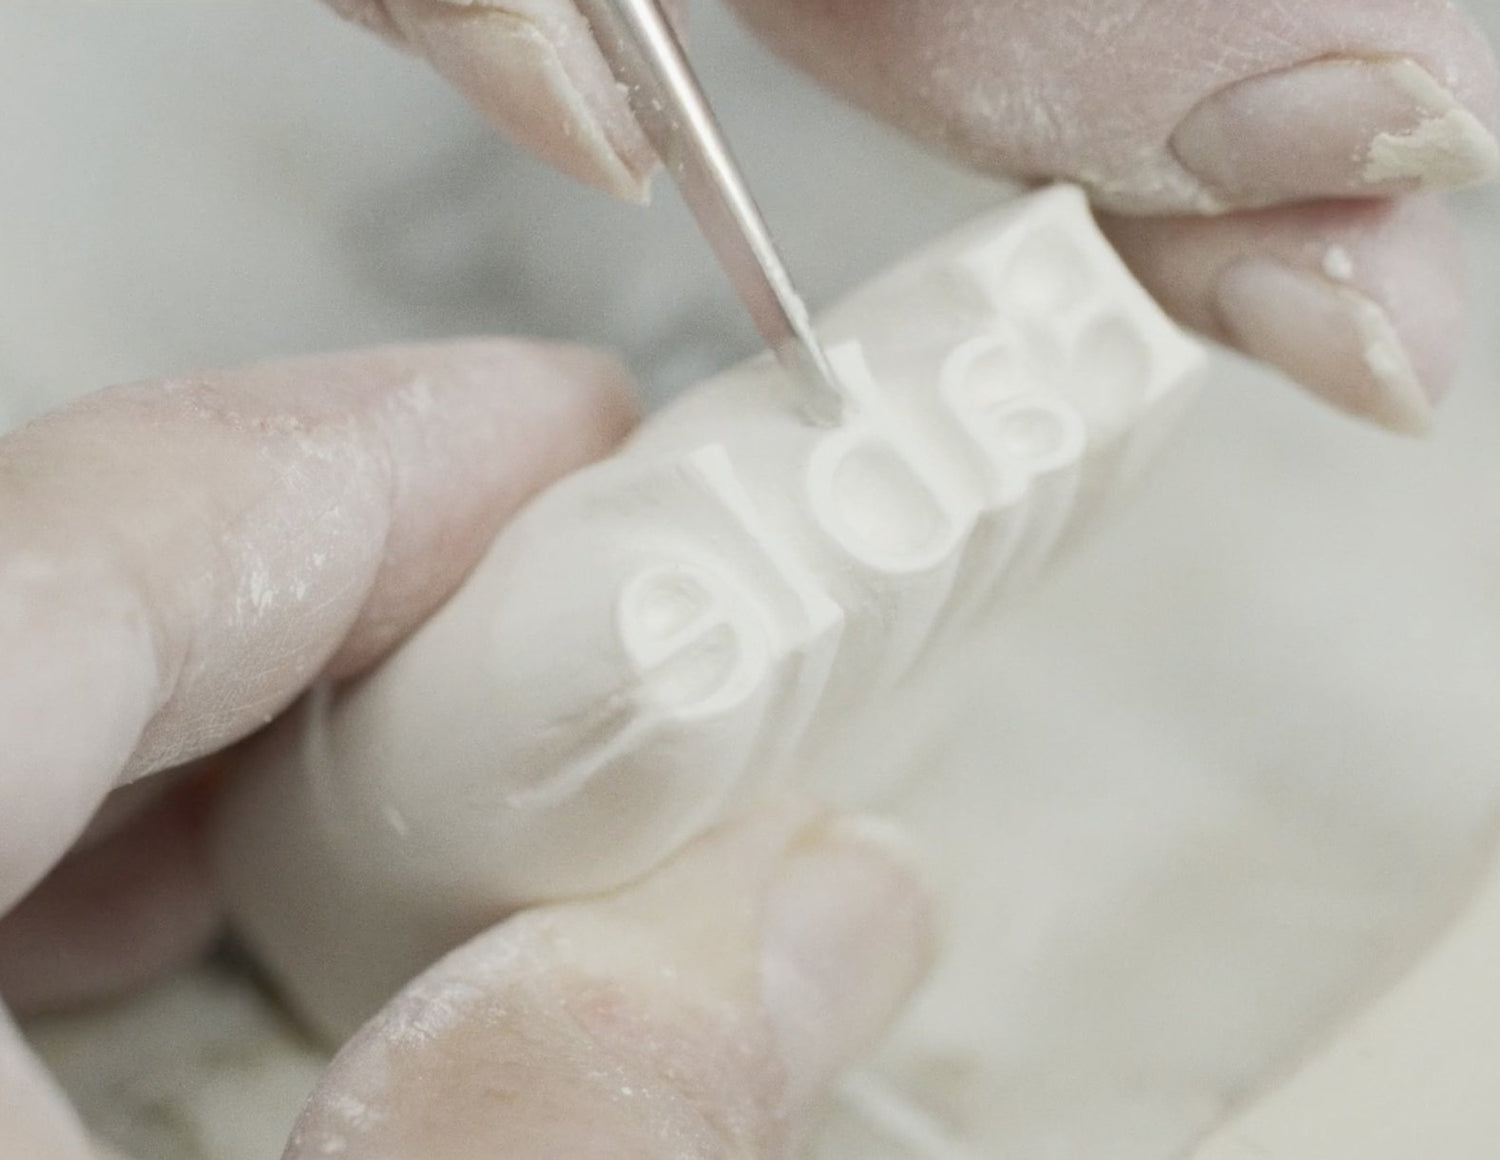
[3, 3, 1499, 1158]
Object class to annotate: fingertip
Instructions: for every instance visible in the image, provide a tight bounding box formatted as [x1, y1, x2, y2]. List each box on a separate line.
[1170, 57, 1500, 210]
[1347, 197, 1468, 409]
[285, 810, 933, 1159]
[379, 0, 658, 201]
[497, 338, 643, 456]
[322, 0, 406, 43]
[1213, 259, 1438, 436]
[729, 0, 1500, 214]
[374, 337, 640, 484]
[323, 338, 639, 678]
[760, 815, 937, 1110]
[1102, 197, 1468, 434]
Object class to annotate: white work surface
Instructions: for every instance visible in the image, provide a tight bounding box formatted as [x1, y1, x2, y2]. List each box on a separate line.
[4, 4, 1500, 1158]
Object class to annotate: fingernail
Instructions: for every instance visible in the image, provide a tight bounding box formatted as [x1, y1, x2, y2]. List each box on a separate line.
[324, 0, 404, 42]
[1173, 57, 1500, 206]
[759, 817, 935, 1109]
[1216, 258, 1435, 436]
[387, 0, 656, 201]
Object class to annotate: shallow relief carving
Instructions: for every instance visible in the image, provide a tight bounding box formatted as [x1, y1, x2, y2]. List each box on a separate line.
[215, 185, 1207, 1043]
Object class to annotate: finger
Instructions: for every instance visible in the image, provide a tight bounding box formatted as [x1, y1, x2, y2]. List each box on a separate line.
[284, 809, 934, 1159]
[0, 1007, 96, 1160]
[727, 0, 1500, 213]
[0, 340, 635, 913]
[327, 1, 1500, 210]
[1101, 195, 1466, 434]
[0, 776, 222, 1016]
[324, 0, 405, 41]
[322, 0, 673, 201]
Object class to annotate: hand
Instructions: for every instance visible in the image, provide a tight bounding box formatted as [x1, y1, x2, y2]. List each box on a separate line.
[283, 809, 931, 1159]
[329, 0, 1498, 435]
[0, 343, 633, 1148]
[0, 344, 930, 1159]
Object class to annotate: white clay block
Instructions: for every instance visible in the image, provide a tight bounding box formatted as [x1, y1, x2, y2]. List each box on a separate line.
[1190, 843, 1500, 1160]
[214, 185, 1207, 1042]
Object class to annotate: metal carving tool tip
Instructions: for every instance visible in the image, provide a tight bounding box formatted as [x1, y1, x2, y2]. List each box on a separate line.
[575, 0, 846, 426]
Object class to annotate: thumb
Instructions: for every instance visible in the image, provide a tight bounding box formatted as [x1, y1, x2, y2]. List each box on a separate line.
[284, 807, 934, 1158]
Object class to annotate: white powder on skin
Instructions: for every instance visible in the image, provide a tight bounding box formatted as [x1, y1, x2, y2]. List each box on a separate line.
[1321, 245, 1355, 284]
[1363, 59, 1500, 187]
[1338, 287, 1432, 436]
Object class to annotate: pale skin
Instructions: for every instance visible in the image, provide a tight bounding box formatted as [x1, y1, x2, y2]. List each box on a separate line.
[0, 2, 1496, 1156]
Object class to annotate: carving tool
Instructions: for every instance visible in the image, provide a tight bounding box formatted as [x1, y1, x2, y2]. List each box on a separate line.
[574, 0, 846, 425]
